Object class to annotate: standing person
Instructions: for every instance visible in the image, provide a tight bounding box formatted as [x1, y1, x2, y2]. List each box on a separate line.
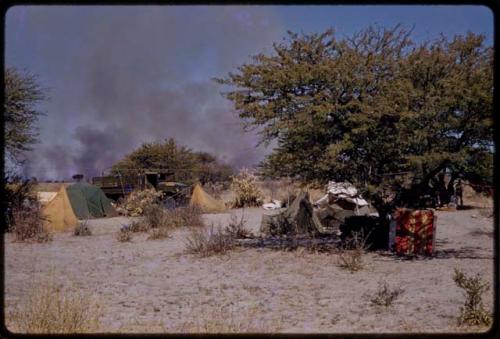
[455, 179, 464, 208]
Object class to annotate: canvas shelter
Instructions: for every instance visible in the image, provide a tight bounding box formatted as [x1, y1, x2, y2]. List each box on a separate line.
[41, 186, 80, 233]
[189, 183, 226, 213]
[260, 191, 331, 236]
[65, 183, 116, 219]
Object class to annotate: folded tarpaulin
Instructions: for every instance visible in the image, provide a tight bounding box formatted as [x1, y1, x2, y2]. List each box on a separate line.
[314, 181, 369, 209]
[262, 200, 283, 210]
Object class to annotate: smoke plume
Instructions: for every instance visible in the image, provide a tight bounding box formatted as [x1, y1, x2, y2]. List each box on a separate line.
[6, 6, 285, 180]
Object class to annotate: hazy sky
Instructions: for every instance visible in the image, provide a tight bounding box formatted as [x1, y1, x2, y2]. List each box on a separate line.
[5, 5, 493, 180]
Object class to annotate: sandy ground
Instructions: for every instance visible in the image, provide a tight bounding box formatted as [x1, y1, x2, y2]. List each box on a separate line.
[4, 207, 495, 333]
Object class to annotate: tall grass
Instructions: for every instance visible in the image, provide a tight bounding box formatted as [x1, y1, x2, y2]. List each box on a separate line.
[8, 283, 101, 333]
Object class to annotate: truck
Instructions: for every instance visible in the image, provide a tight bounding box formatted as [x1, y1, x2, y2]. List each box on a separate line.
[91, 169, 191, 203]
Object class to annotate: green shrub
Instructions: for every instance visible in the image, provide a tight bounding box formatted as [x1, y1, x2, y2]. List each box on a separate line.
[453, 268, 492, 326]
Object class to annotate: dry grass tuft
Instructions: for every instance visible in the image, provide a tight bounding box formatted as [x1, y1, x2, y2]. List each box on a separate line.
[224, 214, 252, 239]
[8, 283, 101, 333]
[185, 225, 235, 257]
[337, 231, 370, 273]
[9, 202, 52, 243]
[73, 220, 92, 236]
[117, 227, 133, 242]
[179, 301, 283, 333]
[370, 281, 404, 307]
[147, 226, 170, 240]
[453, 268, 492, 327]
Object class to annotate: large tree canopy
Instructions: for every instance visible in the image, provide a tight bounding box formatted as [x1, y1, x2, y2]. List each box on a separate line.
[111, 138, 233, 184]
[216, 25, 493, 211]
[4, 67, 46, 167]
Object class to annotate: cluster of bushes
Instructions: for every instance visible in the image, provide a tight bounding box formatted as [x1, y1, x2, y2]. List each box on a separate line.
[115, 189, 164, 217]
[118, 203, 204, 242]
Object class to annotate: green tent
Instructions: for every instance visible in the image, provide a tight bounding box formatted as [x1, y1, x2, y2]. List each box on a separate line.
[66, 183, 116, 219]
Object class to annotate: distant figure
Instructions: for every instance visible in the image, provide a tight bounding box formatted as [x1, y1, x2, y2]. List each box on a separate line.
[437, 173, 448, 206]
[455, 179, 464, 208]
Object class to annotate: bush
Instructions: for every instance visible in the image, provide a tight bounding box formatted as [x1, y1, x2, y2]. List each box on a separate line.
[161, 205, 204, 229]
[142, 204, 168, 229]
[117, 227, 133, 242]
[185, 225, 235, 257]
[128, 220, 150, 233]
[73, 220, 91, 236]
[5, 178, 37, 225]
[8, 282, 101, 333]
[337, 231, 370, 273]
[147, 227, 170, 240]
[453, 268, 492, 326]
[230, 169, 263, 208]
[134, 204, 204, 233]
[116, 189, 164, 216]
[9, 202, 52, 243]
[370, 281, 404, 307]
[224, 214, 252, 239]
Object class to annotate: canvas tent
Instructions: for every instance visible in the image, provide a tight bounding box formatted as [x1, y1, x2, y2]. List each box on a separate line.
[40, 183, 116, 232]
[65, 183, 116, 219]
[260, 191, 331, 236]
[189, 183, 226, 213]
[41, 186, 80, 232]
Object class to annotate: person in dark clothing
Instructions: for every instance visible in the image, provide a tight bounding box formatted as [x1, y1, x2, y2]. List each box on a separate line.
[455, 179, 464, 208]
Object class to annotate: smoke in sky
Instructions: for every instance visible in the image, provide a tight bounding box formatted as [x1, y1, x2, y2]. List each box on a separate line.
[7, 6, 285, 180]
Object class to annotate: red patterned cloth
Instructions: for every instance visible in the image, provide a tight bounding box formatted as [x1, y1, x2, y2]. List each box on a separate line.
[391, 208, 436, 256]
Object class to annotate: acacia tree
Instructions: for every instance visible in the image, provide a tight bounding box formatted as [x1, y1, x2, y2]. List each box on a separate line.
[4, 67, 46, 168]
[216, 25, 493, 213]
[4, 68, 46, 226]
[111, 138, 233, 184]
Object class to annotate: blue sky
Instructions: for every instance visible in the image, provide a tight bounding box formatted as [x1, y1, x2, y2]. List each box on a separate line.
[5, 5, 494, 180]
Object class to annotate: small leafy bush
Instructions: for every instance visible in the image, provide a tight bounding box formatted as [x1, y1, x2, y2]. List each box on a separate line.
[230, 169, 263, 208]
[116, 189, 163, 216]
[453, 268, 492, 326]
[370, 281, 404, 307]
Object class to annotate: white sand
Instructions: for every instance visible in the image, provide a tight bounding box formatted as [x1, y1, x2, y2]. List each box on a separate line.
[4, 208, 494, 333]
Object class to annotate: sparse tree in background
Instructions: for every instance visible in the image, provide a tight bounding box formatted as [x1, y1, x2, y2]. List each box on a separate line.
[217, 25, 493, 214]
[111, 138, 233, 185]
